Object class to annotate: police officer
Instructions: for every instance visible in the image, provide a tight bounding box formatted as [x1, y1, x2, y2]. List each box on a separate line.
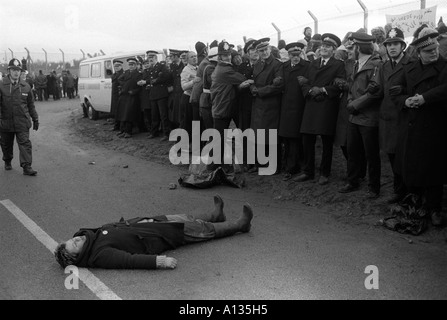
[0, 59, 39, 176]
[145, 50, 171, 141]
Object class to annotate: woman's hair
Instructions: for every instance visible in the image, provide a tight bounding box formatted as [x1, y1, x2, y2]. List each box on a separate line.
[54, 243, 77, 268]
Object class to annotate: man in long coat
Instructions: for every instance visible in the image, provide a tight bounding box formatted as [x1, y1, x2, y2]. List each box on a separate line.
[145, 51, 171, 141]
[278, 42, 309, 180]
[391, 28, 447, 226]
[249, 38, 284, 174]
[111, 60, 124, 131]
[375, 28, 413, 204]
[116, 57, 143, 138]
[295, 33, 345, 185]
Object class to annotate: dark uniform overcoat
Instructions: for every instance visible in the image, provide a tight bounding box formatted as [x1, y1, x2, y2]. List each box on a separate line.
[300, 56, 345, 135]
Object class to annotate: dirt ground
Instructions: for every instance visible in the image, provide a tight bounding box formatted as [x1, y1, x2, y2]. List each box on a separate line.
[65, 108, 447, 243]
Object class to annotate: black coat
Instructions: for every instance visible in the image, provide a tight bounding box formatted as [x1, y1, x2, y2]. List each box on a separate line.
[251, 54, 284, 131]
[139, 69, 151, 110]
[392, 57, 447, 186]
[111, 69, 123, 116]
[74, 216, 185, 269]
[279, 59, 309, 138]
[300, 56, 345, 135]
[375, 53, 413, 154]
[116, 69, 143, 122]
[148, 62, 170, 101]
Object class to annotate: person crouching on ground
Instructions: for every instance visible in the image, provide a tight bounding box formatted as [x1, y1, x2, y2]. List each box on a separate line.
[54, 195, 253, 269]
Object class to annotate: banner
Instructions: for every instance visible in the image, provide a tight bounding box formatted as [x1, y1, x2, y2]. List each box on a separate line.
[386, 5, 437, 38]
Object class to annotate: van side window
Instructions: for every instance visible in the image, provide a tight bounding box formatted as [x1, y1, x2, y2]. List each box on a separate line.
[80, 65, 89, 78]
[104, 60, 113, 78]
[91, 62, 101, 78]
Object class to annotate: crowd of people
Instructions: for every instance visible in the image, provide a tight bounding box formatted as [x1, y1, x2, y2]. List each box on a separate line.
[106, 21, 447, 227]
[0, 68, 80, 102]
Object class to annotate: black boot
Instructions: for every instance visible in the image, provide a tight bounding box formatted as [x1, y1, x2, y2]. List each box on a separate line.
[23, 165, 37, 176]
[193, 195, 226, 223]
[4, 161, 12, 171]
[213, 203, 253, 238]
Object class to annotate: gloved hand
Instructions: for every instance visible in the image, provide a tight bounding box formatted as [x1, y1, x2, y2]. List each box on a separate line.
[33, 121, 39, 131]
[297, 76, 309, 86]
[334, 78, 348, 91]
[309, 86, 323, 97]
[272, 76, 282, 86]
[346, 101, 359, 115]
[250, 85, 258, 97]
[156, 255, 177, 269]
[366, 82, 380, 94]
[313, 93, 325, 102]
[389, 85, 403, 96]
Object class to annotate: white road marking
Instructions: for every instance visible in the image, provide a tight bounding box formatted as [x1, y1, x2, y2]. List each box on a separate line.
[0, 199, 122, 300]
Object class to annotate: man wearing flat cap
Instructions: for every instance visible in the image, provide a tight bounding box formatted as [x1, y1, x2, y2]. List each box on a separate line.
[339, 32, 383, 199]
[115, 57, 143, 139]
[373, 27, 412, 204]
[390, 27, 447, 226]
[279, 42, 310, 181]
[0, 58, 39, 176]
[249, 37, 284, 174]
[295, 33, 345, 185]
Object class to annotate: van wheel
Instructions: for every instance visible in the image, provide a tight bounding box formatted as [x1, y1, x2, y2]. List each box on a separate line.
[86, 102, 99, 120]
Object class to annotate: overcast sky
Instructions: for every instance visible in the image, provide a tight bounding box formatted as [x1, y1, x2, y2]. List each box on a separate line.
[1, 0, 446, 61]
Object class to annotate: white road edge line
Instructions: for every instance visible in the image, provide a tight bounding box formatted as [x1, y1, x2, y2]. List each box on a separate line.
[0, 199, 121, 300]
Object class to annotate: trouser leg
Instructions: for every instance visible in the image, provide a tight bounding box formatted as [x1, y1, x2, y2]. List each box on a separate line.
[284, 137, 301, 174]
[213, 117, 232, 165]
[157, 98, 170, 136]
[150, 100, 161, 136]
[388, 153, 407, 195]
[360, 125, 381, 193]
[347, 122, 363, 187]
[320, 135, 334, 177]
[302, 134, 316, 177]
[16, 131, 33, 167]
[1, 132, 15, 162]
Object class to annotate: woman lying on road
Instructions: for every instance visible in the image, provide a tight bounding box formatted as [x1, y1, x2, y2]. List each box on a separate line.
[54, 195, 253, 270]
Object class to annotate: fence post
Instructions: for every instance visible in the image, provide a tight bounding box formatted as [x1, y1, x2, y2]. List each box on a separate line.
[24, 47, 32, 73]
[272, 22, 281, 45]
[357, 0, 368, 34]
[42, 48, 48, 73]
[421, 0, 426, 9]
[307, 11, 318, 35]
[59, 48, 65, 69]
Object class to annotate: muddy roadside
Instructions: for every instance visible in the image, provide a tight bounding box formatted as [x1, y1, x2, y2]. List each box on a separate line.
[65, 109, 447, 244]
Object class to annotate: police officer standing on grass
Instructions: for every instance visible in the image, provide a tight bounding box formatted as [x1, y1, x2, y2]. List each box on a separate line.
[279, 42, 310, 181]
[116, 57, 143, 139]
[0, 59, 39, 176]
[144, 50, 171, 141]
[294, 33, 345, 185]
[249, 37, 284, 174]
[110, 60, 124, 131]
[374, 27, 413, 204]
[391, 27, 447, 226]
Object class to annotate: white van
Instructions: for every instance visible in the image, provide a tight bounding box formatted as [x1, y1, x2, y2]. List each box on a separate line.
[78, 50, 165, 120]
